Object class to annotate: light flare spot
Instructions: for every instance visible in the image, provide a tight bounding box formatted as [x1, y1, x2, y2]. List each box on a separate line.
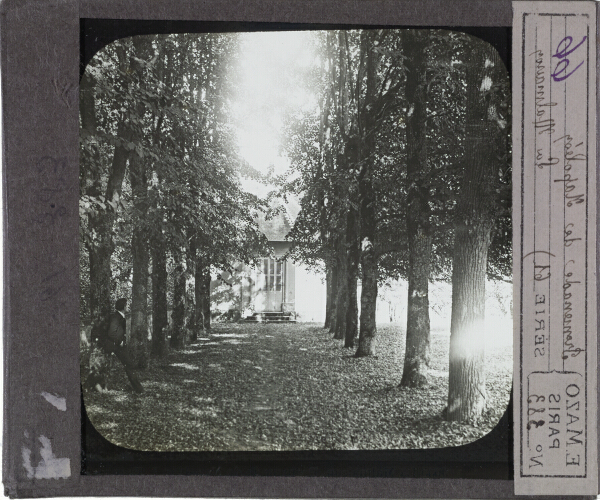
[361, 237, 373, 252]
[194, 396, 214, 403]
[187, 407, 219, 418]
[448, 398, 461, 414]
[480, 75, 493, 92]
[170, 363, 199, 371]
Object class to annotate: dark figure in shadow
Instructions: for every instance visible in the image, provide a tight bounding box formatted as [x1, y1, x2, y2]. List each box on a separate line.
[96, 298, 144, 393]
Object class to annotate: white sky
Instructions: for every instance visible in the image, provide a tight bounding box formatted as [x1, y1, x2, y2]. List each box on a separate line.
[232, 31, 319, 177]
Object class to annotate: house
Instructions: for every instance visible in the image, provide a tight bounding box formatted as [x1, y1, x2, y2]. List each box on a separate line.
[211, 203, 326, 322]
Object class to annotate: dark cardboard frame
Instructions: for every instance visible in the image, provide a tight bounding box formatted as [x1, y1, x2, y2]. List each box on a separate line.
[79, 18, 513, 480]
[1, 0, 597, 498]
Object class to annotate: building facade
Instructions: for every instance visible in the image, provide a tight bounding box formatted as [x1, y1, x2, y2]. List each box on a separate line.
[210, 206, 327, 321]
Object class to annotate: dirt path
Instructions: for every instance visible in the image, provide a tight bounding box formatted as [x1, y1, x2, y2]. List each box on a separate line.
[83, 322, 512, 452]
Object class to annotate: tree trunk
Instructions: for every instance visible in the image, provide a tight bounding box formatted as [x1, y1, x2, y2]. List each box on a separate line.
[86, 121, 131, 336]
[356, 179, 378, 356]
[344, 206, 360, 348]
[400, 31, 432, 387]
[328, 259, 339, 334]
[170, 251, 187, 349]
[129, 234, 150, 368]
[195, 259, 211, 333]
[447, 222, 490, 421]
[446, 42, 503, 422]
[194, 260, 203, 334]
[128, 154, 150, 369]
[401, 225, 432, 387]
[83, 46, 136, 333]
[324, 264, 333, 329]
[356, 30, 379, 358]
[148, 116, 168, 356]
[188, 240, 198, 343]
[356, 238, 378, 356]
[202, 271, 211, 331]
[125, 51, 153, 366]
[331, 32, 352, 342]
[151, 239, 168, 357]
[333, 241, 348, 340]
[81, 49, 132, 387]
[324, 266, 332, 329]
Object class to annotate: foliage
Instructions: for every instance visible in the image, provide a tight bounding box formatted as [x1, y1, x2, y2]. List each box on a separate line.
[280, 29, 511, 283]
[80, 33, 270, 335]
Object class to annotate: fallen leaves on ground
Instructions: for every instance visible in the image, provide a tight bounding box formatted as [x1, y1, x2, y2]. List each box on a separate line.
[83, 322, 511, 452]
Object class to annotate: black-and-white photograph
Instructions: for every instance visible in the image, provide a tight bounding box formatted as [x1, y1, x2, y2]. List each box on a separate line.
[80, 28, 512, 452]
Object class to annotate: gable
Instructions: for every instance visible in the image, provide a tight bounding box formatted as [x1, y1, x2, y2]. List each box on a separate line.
[256, 209, 292, 242]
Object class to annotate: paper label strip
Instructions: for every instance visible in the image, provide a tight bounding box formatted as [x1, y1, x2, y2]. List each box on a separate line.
[513, 1, 597, 495]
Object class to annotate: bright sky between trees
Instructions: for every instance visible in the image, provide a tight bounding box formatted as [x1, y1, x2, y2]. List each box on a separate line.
[232, 30, 319, 177]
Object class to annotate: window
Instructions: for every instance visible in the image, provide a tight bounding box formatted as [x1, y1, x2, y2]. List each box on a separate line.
[261, 258, 282, 291]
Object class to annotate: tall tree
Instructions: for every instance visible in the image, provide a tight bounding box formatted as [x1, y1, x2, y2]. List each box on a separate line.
[127, 36, 155, 368]
[400, 31, 433, 387]
[195, 257, 212, 332]
[446, 40, 508, 421]
[151, 231, 168, 357]
[128, 151, 151, 367]
[81, 33, 269, 364]
[334, 31, 360, 345]
[281, 31, 354, 341]
[80, 43, 135, 338]
[355, 30, 379, 357]
[170, 251, 188, 349]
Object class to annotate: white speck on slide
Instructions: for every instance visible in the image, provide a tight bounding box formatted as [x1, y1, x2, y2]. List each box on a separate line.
[22, 436, 71, 479]
[41, 391, 66, 411]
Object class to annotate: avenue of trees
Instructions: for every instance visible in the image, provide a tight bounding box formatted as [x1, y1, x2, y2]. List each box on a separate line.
[281, 29, 510, 421]
[80, 29, 510, 424]
[80, 33, 269, 366]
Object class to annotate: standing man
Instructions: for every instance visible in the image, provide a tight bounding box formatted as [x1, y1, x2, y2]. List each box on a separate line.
[99, 298, 144, 393]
